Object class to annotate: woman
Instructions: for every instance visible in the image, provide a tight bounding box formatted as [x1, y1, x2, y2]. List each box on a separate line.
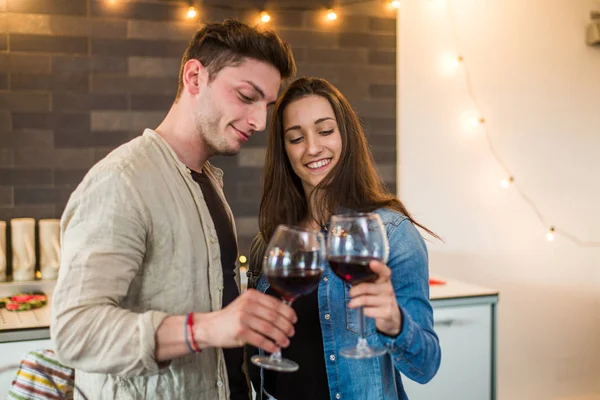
[247, 77, 441, 400]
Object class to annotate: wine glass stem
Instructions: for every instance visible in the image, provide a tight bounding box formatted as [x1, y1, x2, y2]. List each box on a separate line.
[268, 299, 293, 362]
[269, 349, 283, 362]
[357, 305, 368, 350]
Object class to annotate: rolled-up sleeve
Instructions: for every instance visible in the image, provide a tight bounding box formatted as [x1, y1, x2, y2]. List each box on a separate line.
[51, 166, 168, 376]
[377, 217, 441, 384]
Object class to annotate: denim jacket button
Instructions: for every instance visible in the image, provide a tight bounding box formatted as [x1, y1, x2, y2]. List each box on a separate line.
[323, 277, 328, 282]
[324, 313, 331, 320]
[335, 393, 341, 399]
[329, 354, 336, 361]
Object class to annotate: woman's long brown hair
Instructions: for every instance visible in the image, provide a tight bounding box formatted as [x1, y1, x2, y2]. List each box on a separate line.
[259, 77, 438, 241]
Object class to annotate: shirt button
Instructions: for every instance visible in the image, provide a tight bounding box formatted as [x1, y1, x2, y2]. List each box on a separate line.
[186, 168, 192, 174]
[217, 380, 224, 388]
[336, 394, 341, 399]
[210, 236, 217, 244]
[324, 314, 331, 320]
[323, 277, 328, 282]
[329, 354, 336, 361]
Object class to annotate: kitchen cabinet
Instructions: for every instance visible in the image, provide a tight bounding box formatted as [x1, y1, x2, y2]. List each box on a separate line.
[402, 280, 498, 400]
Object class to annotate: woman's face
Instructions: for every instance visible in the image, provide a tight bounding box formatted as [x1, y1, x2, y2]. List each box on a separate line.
[282, 95, 343, 196]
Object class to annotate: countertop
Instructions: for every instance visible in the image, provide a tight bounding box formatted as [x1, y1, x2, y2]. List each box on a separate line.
[0, 276, 499, 342]
[429, 277, 499, 301]
[0, 280, 55, 342]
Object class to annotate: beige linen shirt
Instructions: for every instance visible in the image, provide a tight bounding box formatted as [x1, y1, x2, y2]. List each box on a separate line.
[52, 129, 240, 399]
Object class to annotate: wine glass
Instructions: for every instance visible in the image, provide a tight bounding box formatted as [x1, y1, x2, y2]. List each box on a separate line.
[250, 224, 325, 372]
[327, 212, 390, 359]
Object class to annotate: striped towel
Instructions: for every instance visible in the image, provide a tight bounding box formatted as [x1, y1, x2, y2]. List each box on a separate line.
[7, 349, 75, 400]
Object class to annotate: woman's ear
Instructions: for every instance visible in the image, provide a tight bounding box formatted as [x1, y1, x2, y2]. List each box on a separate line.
[182, 59, 208, 96]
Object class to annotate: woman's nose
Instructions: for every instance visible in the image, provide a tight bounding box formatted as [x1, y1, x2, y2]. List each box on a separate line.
[306, 134, 323, 155]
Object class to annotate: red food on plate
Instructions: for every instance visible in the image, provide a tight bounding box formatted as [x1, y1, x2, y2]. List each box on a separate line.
[12, 295, 35, 303]
[1, 292, 47, 312]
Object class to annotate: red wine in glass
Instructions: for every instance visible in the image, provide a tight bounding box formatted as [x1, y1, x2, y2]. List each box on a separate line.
[326, 213, 389, 359]
[267, 268, 323, 302]
[327, 255, 378, 285]
[251, 225, 325, 373]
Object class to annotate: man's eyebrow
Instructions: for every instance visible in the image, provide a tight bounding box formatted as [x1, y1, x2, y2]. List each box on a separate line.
[243, 80, 265, 98]
[242, 80, 276, 106]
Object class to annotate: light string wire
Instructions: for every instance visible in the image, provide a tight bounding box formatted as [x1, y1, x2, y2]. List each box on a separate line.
[446, 0, 600, 247]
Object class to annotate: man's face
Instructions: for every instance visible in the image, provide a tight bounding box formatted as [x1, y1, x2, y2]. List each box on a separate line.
[193, 58, 281, 157]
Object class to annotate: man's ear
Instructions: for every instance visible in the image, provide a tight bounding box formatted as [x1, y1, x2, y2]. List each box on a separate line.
[182, 59, 209, 96]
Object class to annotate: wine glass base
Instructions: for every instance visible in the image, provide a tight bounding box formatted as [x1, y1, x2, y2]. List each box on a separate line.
[251, 355, 299, 372]
[340, 345, 387, 359]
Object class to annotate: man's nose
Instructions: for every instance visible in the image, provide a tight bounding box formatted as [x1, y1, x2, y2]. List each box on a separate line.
[248, 104, 267, 132]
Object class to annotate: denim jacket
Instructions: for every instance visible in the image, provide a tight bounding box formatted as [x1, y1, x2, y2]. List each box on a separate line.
[248, 208, 441, 400]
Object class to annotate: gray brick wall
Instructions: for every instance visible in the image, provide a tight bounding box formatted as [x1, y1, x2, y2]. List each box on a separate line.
[0, 0, 396, 257]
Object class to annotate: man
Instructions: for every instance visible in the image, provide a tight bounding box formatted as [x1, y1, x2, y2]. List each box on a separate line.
[52, 19, 297, 399]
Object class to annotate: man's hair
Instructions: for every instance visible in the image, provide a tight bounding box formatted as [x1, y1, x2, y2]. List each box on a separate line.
[259, 77, 439, 241]
[176, 19, 296, 98]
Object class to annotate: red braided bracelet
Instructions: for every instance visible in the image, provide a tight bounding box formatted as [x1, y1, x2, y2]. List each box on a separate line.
[187, 312, 201, 353]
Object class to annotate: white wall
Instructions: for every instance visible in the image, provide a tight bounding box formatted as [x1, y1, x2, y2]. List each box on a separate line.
[398, 1, 600, 399]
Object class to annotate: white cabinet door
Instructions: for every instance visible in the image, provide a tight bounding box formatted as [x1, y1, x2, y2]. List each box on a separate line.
[0, 339, 54, 398]
[402, 304, 492, 400]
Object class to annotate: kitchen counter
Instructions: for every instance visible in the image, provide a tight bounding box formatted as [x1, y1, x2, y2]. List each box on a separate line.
[0, 277, 498, 343]
[0, 280, 55, 343]
[430, 277, 499, 301]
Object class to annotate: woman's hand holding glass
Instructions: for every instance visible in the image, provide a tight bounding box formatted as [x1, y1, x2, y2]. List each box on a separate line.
[347, 260, 402, 337]
[327, 212, 391, 358]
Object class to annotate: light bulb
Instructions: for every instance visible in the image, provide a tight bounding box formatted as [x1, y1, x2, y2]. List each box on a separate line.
[471, 117, 485, 126]
[391, 0, 401, 8]
[546, 227, 555, 242]
[260, 11, 271, 23]
[326, 9, 337, 21]
[441, 54, 464, 75]
[451, 55, 464, 68]
[187, 5, 197, 19]
[500, 176, 514, 189]
[239, 255, 247, 264]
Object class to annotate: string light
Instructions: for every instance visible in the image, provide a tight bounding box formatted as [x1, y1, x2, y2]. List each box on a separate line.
[326, 8, 338, 21]
[452, 55, 464, 68]
[260, 11, 271, 23]
[471, 117, 485, 126]
[444, 2, 600, 247]
[186, 5, 197, 19]
[546, 227, 555, 242]
[441, 54, 464, 75]
[169, 1, 410, 24]
[239, 255, 247, 264]
[500, 176, 514, 189]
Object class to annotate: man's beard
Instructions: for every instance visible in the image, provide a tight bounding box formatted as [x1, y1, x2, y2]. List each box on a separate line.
[195, 107, 239, 157]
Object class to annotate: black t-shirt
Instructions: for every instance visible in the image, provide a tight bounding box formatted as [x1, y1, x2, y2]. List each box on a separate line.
[247, 286, 330, 400]
[192, 170, 249, 400]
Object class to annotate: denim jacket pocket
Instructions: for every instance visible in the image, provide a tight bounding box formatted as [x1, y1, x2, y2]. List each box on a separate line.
[344, 282, 376, 336]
